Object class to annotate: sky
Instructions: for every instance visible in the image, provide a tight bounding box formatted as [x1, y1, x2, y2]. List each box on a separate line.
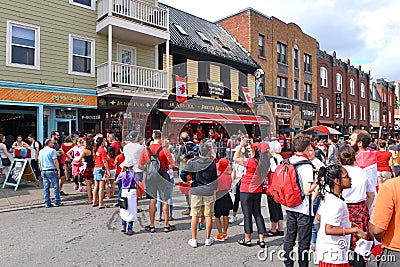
[160, 0, 400, 82]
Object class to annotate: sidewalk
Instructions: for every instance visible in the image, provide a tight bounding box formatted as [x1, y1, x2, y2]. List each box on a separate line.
[0, 178, 87, 212]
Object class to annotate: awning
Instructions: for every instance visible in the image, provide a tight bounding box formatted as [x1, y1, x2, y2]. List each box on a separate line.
[160, 109, 269, 125]
[318, 120, 334, 125]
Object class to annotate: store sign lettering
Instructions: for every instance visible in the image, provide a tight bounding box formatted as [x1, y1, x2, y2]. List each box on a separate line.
[275, 103, 292, 117]
[52, 95, 86, 103]
[335, 93, 341, 114]
[301, 106, 316, 120]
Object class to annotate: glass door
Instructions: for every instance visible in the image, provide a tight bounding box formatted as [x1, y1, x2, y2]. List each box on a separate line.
[117, 45, 135, 85]
[57, 120, 71, 140]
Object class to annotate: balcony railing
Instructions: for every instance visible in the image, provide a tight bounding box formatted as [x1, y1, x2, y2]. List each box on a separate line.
[98, 0, 168, 30]
[97, 62, 167, 92]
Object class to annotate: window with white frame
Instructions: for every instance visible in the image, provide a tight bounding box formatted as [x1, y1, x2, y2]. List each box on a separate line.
[389, 111, 392, 123]
[350, 79, 355, 95]
[336, 73, 342, 92]
[304, 83, 312, 101]
[277, 42, 287, 64]
[304, 54, 312, 72]
[361, 83, 365, 98]
[353, 104, 356, 120]
[320, 97, 324, 116]
[69, 35, 95, 76]
[349, 103, 352, 120]
[341, 101, 344, 118]
[360, 105, 362, 120]
[320, 67, 327, 87]
[389, 94, 392, 106]
[70, 0, 95, 9]
[326, 98, 329, 117]
[293, 49, 299, 69]
[370, 109, 373, 121]
[6, 21, 40, 69]
[363, 106, 366, 120]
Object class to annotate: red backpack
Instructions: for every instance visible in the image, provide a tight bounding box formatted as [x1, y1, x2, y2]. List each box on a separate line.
[268, 159, 312, 207]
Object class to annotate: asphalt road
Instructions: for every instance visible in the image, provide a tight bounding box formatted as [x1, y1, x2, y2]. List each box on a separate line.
[0, 192, 293, 267]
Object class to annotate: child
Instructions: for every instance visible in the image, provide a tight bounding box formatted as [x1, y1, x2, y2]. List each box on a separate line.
[106, 146, 117, 198]
[214, 158, 233, 241]
[69, 138, 85, 191]
[316, 164, 367, 266]
[117, 159, 140, 235]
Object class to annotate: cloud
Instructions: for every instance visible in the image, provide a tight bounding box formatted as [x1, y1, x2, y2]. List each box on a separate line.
[160, 0, 400, 80]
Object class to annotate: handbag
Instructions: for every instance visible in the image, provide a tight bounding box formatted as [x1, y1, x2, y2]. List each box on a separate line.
[118, 175, 133, 210]
[1, 157, 11, 166]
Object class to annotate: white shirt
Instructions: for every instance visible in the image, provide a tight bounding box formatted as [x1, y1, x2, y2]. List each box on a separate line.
[30, 141, 39, 159]
[342, 165, 374, 203]
[311, 157, 325, 170]
[317, 193, 351, 264]
[123, 142, 144, 173]
[286, 155, 314, 216]
[269, 154, 283, 172]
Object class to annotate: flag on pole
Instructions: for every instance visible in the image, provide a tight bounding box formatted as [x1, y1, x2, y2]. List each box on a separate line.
[176, 75, 187, 103]
[242, 87, 253, 108]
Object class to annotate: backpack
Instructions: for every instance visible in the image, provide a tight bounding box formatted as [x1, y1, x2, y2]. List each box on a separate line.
[36, 141, 43, 151]
[146, 146, 168, 180]
[268, 159, 313, 207]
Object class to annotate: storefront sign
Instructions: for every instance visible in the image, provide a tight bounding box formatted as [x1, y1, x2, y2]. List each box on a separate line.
[162, 98, 254, 115]
[98, 97, 156, 111]
[335, 93, 342, 114]
[275, 103, 292, 118]
[0, 88, 97, 107]
[81, 115, 101, 120]
[301, 105, 317, 120]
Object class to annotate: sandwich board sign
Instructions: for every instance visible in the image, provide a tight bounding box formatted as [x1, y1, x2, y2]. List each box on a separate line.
[2, 159, 37, 191]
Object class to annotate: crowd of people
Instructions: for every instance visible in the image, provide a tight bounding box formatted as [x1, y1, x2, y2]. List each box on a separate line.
[1, 128, 399, 266]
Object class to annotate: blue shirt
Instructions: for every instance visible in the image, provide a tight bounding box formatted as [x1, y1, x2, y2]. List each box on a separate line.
[38, 147, 57, 170]
[117, 171, 140, 189]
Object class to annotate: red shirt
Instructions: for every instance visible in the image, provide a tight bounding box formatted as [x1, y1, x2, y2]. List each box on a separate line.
[94, 147, 107, 168]
[217, 172, 232, 191]
[107, 156, 116, 170]
[139, 144, 174, 173]
[377, 151, 392, 172]
[115, 154, 125, 174]
[240, 158, 262, 193]
[110, 141, 120, 155]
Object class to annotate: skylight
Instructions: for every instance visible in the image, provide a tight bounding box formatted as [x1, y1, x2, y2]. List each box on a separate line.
[196, 31, 210, 43]
[215, 37, 230, 51]
[174, 24, 188, 35]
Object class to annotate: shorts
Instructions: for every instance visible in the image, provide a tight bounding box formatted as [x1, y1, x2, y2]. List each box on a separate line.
[107, 169, 116, 180]
[93, 167, 105, 181]
[214, 193, 233, 218]
[377, 171, 392, 181]
[145, 174, 172, 201]
[190, 194, 214, 217]
[59, 164, 65, 177]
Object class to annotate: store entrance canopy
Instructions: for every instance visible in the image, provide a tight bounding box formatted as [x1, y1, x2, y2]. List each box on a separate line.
[160, 110, 269, 125]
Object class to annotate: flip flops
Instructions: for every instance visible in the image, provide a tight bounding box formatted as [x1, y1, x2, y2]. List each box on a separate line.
[238, 238, 252, 247]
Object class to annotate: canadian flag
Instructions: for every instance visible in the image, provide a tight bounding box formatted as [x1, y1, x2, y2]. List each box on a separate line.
[242, 87, 253, 108]
[176, 75, 187, 103]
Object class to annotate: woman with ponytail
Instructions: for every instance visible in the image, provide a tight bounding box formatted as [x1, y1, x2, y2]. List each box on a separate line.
[92, 137, 110, 209]
[316, 164, 367, 267]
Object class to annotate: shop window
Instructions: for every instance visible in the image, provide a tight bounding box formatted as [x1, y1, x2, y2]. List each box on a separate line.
[6, 20, 40, 70]
[105, 111, 150, 141]
[0, 108, 37, 140]
[69, 34, 95, 76]
[56, 109, 76, 119]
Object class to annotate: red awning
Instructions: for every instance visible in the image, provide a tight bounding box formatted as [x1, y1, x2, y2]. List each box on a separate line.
[160, 109, 269, 125]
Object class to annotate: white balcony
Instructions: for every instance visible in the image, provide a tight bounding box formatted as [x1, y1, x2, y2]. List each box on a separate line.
[97, 61, 168, 97]
[97, 0, 169, 45]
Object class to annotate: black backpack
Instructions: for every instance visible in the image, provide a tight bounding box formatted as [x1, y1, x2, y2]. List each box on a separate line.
[146, 146, 168, 180]
[36, 140, 43, 151]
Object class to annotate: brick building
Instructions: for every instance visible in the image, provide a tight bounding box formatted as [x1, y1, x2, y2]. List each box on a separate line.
[217, 8, 318, 134]
[375, 78, 395, 137]
[317, 50, 370, 135]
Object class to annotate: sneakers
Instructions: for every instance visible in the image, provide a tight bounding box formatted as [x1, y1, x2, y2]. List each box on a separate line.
[121, 226, 126, 233]
[78, 187, 86, 192]
[239, 221, 244, 226]
[53, 202, 64, 207]
[229, 216, 238, 224]
[205, 238, 214, 246]
[45, 204, 53, 208]
[126, 229, 134, 236]
[198, 223, 206, 231]
[74, 185, 79, 190]
[214, 233, 227, 242]
[188, 239, 198, 248]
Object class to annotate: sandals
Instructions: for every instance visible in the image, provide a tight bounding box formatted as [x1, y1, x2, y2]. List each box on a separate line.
[266, 230, 279, 237]
[145, 225, 156, 233]
[92, 203, 99, 207]
[164, 224, 176, 233]
[277, 230, 284, 236]
[238, 238, 252, 247]
[257, 240, 266, 248]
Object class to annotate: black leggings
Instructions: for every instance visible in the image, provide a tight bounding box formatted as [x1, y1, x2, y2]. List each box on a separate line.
[267, 195, 283, 222]
[74, 175, 83, 186]
[240, 192, 266, 234]
[233, 182, 241, 212]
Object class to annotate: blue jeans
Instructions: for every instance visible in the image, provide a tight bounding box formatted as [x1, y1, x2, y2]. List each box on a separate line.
[121, 220, 133, 230]
[42, 170, 61, 206]
[156, 178, 174, 218]
[311, 196, 321, 246]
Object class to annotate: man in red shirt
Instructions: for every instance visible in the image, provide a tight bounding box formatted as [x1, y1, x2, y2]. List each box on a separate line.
[139, 129, 175, 233]
[107, 133, 120, 156]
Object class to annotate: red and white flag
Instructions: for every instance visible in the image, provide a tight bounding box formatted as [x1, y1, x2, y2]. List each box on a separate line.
[242, 86, 253, 108]
[176, 75, 187, 103]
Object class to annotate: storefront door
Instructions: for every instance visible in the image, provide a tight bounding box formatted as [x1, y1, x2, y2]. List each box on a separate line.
[56, 119, 76, 139]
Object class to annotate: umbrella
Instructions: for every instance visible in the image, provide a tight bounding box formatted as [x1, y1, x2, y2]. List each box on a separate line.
[388, 145, 400, 151]
[279, 127, 296, 133]
[302, 125, 342, 135]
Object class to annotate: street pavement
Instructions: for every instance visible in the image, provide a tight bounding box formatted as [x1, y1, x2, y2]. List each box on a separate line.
[0, 180, 295, 267]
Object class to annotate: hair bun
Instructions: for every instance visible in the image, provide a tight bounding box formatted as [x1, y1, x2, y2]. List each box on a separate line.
[318, 166, 327, 178]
